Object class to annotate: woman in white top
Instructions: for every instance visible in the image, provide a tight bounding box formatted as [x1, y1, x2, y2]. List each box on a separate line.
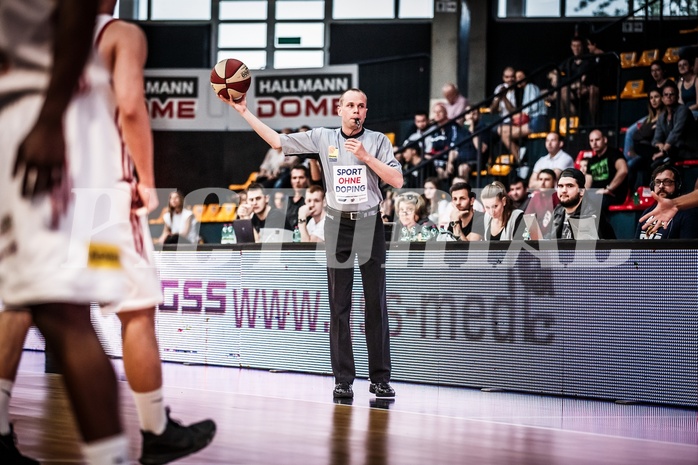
[157, 191, 198, 244]
[481, 181, 525, 241]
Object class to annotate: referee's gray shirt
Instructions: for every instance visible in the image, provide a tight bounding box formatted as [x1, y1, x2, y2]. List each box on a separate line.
[280, 128, 402, 212]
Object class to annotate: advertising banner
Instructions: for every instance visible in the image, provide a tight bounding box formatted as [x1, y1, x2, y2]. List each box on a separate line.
[144, 65, 358, 131]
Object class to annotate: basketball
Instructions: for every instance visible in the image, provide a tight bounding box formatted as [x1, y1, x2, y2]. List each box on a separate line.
[210, 58, 251, 102]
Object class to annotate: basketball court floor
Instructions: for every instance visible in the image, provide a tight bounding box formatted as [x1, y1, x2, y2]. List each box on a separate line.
[10, 350, 698, 464]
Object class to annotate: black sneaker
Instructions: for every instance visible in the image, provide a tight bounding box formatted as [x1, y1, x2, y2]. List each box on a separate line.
[369, 382, 396, 398]
[139, 408, 216, 465]
[0, 424, 39, 465]
[333, 382, 354, 399]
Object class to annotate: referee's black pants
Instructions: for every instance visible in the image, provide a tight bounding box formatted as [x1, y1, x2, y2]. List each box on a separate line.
[324, 212, 391, 385]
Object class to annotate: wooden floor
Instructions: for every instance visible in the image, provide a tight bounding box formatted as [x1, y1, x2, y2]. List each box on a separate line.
[10, 351, 698, 464]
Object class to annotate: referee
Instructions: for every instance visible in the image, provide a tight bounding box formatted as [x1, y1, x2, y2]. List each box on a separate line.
[221, 88, 403, 399]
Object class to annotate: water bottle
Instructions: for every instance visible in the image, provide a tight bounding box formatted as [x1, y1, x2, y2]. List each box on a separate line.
[420, 225, 430, 242]
[522, 227, 531, 241]
[633, 191, 640, 205]
[221, 223, 230, 244]
[430, 225, 439, 240]
[409, 226, 418, 242]
[292, 226, 301, 243]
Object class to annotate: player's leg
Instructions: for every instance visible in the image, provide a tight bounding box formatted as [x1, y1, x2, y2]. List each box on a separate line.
[118, 306, 215, 465]
[0, 309, 38, 465]
[31, 303, 128, 464]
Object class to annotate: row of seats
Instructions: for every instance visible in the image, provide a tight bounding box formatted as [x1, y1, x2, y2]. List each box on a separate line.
[620, 46, 680, 69]
[150, 203, 238, 224]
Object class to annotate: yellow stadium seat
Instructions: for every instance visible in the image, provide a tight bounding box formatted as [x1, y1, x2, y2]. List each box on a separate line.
[662, 47, 680, 64]
[201, 204, 221, 223]
[620, 80, 647, 99]
[191, 204, 205, 222]
[488, 154, 514, 177]
[384, 132, 396, 145]
[149, 206, 168, 225]
[214, 203, 237, 222]
[636, 49, 659, 67]
[620, 51, 637, 69]
[557, 117, 579, 137]
[228, 172, 258, 192]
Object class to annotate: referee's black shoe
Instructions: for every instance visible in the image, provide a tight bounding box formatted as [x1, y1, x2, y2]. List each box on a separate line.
[369, 382, 396, 398]
[333, 382, 354, 399]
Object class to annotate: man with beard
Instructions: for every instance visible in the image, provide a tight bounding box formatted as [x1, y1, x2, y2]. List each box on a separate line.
[508, 177, 530, 211]
[447, 182, 484, 241]
[635, 165, 698, 239]
[547, 168, 614, 239]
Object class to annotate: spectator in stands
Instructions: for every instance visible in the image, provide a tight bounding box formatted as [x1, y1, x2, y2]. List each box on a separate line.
[395, 192, 434, 241]
[546, 168, 613, 240]
[508, 177, 530, 211]
[380, 188, 396, 223]
[425, 102, 460, 180]
[256, 128, 294, 188]
[560, 36, 600, 126]
[482, 181, 525, 240]
[246, 183, 286, 239]
[285, 165, 310, 230]
[628, 89, 664, 189]
[586, 37, 603, 55]
[530, 132, 574, 189]
[635, 164, 698, 239]
[624, 61, 671, 159]
[402, 110, 432, 154]
[652, 81, 698, 166]
[446, 182, 484, 241]
[297, 185, 327, 242]
[273, 190, 286, 210]
[423, 177, 450, 225]
[403, 144, 435, 189]
[496, 69, 548, 161]
[677, 58, 698, 119]
[585, 129, 629, 208]
[447, 106, 488, 179]
[442, 82, 468, 124]
[490, 66, 517, 123]
[524, 169, 559, 237]
[156, 191, 199, 245]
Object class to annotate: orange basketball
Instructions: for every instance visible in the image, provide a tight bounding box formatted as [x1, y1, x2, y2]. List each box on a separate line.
[210, 58, 251, 102]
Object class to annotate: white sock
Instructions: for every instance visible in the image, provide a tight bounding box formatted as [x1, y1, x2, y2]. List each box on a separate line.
[80, 434, 129, 465]
[0, 379, 13, 435]
[131, 388, 167, 435]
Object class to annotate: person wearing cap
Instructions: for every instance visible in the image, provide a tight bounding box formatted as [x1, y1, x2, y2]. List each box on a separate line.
[546, 168, 615, 239]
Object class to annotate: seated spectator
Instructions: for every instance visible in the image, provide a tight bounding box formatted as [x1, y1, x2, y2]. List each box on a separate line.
[585, 129, 629, 208]
[246, 183, 286, 240]
[403, 144, 436, 189]
[447, 106, 489, 179]
[284, 165, 310, 230]
[560, 36, 600, 126]
[497, 69, 548, 161]
[490, 66, 517, 122]
[524, 169, 559, 237]
[402, 110, 433, 154]
[156, 190, 199, 245]
[256, 128, 296, 187]
[380, 188, 396, 223]
[508, 176, 530, 211]
[423, 177, 450, 225]
[424, 102, 460, 180]
[446, 182, 484, 241]
[635, 164, 698, 239]
[236, 191, 252, 220]
[678, 58, 698, 118]
[652, 81, 698, 166]
[628, 89, 664, 189]
[481, 181, 525, 241]
[394, 192, 436, 241]
[530, 132, 574, 189]
[546, 168, 614, 240]
[624, 60, 674, 159]
[442, 82, 468, 124]
[297, 185, 327, 242]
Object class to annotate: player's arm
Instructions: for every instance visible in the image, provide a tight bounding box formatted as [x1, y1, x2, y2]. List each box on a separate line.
[219, 95, 281, 149]
[106, 21, 157, 211]
[13, 0, 98, 197]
